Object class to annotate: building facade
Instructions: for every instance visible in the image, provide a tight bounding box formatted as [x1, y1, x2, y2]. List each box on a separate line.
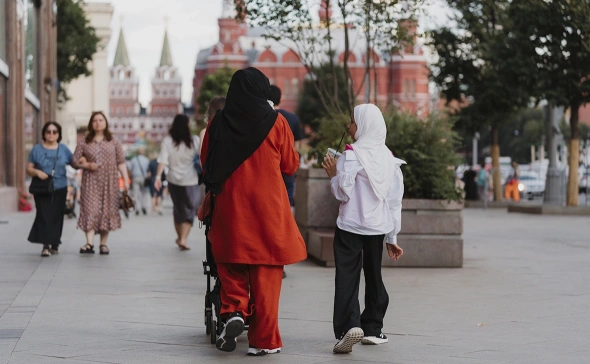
[1, 0, 58, 215]
[57, 1, 113, 151]
[108, 27, 182, 146]
[193, 1, 430, 118]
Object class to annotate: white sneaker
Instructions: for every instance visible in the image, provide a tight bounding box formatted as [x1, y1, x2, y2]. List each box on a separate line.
[247, 346, 281, 356]
[333, 327, 364, 353]
[362, 333, 388, 345]
[216, 314, 245, 352]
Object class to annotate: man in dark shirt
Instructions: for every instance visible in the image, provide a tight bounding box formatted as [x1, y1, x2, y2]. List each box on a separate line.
[269, 85, 303, 209]
[270, 85, 303, 279]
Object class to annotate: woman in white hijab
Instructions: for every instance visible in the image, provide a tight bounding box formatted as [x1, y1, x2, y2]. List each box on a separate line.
[322, 103, 405, 354]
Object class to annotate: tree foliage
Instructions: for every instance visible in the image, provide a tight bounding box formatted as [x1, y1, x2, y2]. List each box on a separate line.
[502, 0, 590, 205]
[234, 0, 422, 116]
[56, 0, 100, 102]
[195, 65, 234, 118]
[385, 112, 463, 201]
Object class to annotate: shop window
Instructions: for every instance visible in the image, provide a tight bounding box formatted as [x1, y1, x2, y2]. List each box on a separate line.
[24, 0, 39, 95]
[0, 0, 6, 61]
[24, 101, 39, 153]
[0, 76, 7, 186]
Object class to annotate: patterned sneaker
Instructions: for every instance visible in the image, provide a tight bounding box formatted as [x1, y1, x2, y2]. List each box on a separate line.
[216, 313, 245, 352]
[362, 333, 388, 345]
[333, 327, 364, 353]
[247, 346, 282, 356]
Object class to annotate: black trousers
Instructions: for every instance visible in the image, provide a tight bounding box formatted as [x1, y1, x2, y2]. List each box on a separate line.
[333, 227, 389, 339]
[28, 187, 67, 249]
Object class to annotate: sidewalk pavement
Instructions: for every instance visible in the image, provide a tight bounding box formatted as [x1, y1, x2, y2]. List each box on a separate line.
[1, 205, 589, 364]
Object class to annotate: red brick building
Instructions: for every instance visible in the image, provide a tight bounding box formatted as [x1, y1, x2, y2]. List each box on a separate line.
[193, 2, 431, 119]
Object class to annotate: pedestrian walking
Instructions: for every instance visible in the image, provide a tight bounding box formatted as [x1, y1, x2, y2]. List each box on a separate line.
[26, 121, 73, 257]
[504, 161, 521, 202]
[321, 103, 405, 354]
[73, 111, 130, 255]
[477, 162, 488, 201]
[147, 153, 164, 215]
[128, 148, 150, 216]
[153, 114, 201, 251]
[269, 85, 304, 279]
[200, 68, 306, 356]
[199, 96, 226, 155]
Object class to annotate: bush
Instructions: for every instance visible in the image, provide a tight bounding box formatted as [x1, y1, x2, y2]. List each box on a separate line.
[384, 112, 463, 201]
[310, 113, 352, 165]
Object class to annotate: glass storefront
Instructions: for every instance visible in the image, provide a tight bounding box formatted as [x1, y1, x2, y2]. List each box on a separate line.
[25, 101, 38, 155]
[0, 0, 6, 61]
[0, 76, 7, 186]
[24, 0, 38, 94]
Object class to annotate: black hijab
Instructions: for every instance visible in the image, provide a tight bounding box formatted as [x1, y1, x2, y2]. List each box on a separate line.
[203, 67, 278, 194]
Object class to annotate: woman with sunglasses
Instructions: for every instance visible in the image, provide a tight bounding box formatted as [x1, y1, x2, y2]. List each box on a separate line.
[26, 121, 74, 257]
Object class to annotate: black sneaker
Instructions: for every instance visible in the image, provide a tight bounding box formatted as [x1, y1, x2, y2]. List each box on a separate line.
[216, 312, 245, 352]
[362, 333, 388, 345]
[333, 327, 364, 353]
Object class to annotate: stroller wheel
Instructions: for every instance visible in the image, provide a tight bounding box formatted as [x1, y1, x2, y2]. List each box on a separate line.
[205, 311, 212, 335]
[210, 318, 217, 344]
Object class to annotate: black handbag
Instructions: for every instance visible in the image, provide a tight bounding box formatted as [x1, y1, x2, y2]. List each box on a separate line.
[29, 145, 59, 195]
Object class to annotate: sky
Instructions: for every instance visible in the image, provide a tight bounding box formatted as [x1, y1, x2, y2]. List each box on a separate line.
[87, 0, 453, 106]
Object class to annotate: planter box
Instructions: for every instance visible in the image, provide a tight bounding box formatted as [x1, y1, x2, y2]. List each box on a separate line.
[296, 168, 464, 268]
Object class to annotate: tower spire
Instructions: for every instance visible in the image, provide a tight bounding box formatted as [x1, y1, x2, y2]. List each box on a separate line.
[113, 28, 130, 66]
[159, 27, 173, 67]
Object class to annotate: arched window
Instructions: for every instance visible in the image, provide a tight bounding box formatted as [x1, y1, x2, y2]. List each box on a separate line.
[291, 79, 299, 98]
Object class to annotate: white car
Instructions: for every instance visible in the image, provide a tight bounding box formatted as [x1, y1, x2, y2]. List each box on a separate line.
[518, 173, 545, 200]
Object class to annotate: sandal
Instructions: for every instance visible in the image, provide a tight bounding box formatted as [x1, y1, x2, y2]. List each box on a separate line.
[99, 245, 110, 255]
[79, 244, 95, 254]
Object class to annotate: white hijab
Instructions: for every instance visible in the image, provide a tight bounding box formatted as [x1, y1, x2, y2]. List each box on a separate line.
[352, 104, 401, 201]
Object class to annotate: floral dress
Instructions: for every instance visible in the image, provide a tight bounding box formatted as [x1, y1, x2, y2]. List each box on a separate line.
[73, 138, 125, 232]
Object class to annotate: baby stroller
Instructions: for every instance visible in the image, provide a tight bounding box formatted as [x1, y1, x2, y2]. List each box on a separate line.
[202, 224, 249, 344]
[203, 228, 223, 344]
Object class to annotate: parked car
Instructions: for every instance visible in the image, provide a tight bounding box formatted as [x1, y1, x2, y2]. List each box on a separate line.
[518, 173, 545, 200]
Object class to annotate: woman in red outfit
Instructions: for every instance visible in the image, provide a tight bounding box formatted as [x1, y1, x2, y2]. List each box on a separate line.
[201, 68, 307, 356]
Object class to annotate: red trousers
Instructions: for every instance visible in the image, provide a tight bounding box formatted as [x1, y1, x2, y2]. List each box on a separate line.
[217, 264, 284, 349]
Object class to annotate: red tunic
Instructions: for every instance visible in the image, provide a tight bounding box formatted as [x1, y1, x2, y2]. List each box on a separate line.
[201, 114, 307, 265]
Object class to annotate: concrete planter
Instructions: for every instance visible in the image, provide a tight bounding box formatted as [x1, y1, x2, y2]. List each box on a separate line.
[295, 168, 464, 268]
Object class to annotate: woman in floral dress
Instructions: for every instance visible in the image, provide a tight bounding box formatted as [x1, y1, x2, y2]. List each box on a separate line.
[73, 111, 130, 255]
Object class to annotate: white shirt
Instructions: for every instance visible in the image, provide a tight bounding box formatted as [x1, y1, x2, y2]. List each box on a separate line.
[330, 150, 404, 245]
[157, 136, 200, 186]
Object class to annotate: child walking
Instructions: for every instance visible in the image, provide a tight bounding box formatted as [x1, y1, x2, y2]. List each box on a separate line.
[322, 103, 405, 354]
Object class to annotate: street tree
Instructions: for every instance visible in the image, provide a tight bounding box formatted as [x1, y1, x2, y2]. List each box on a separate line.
[195, 65, 234, 119]
[503, 0, 590, 206]
[56, 0, 100, 102]
[233, 0, 422, 117]
[429, 0, 531, 201]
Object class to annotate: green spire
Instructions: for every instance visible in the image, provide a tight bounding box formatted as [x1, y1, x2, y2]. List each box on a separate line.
[113, 28, 130, 66]
[159, 29, 173, 67]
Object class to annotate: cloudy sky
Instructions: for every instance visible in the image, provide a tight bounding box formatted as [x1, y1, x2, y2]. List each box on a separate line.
[87, 0, 452, 105]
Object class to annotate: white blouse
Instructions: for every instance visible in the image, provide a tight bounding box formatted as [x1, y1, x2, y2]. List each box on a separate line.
[329, 150, 405, 245]
[157, 135, 200, 186]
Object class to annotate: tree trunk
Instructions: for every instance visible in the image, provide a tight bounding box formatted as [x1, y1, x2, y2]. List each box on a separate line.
[566, 101, 580, 206]
[491, 126, 503, 201]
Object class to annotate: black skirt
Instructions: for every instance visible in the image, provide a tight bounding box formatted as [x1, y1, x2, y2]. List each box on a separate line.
[28, 187, 68, 248]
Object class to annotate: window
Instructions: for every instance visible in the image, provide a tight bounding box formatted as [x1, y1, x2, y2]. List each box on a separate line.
[411, 80, 416, 97]
[284, 79, 290, 98]
[403, 80, 409, 97]
[0, 0, 6, 61]
[117, 107, 123, 114]
[24, 101, 39, 152]
[24, 0, 39, 94]
[291, 79, 299, 98]
[0, 75, 8, 186]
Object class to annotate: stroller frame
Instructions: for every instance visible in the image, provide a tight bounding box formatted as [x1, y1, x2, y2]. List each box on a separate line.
[203, 225, 223, 344]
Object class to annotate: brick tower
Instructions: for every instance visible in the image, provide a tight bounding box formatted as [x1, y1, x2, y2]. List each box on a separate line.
[149, 28, 183, 116]
[109, 28, 140, 117]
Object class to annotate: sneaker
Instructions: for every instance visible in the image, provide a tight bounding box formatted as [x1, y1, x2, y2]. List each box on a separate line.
[247, 346, 281, 356]
[216, 313, 245, 352]
[362, 333, 388, 345]
[41, 248, 51, 257]
[333, 327, 364, 354]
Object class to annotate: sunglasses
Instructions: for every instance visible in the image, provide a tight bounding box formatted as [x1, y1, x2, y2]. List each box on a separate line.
[45, 129, 59, 135]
